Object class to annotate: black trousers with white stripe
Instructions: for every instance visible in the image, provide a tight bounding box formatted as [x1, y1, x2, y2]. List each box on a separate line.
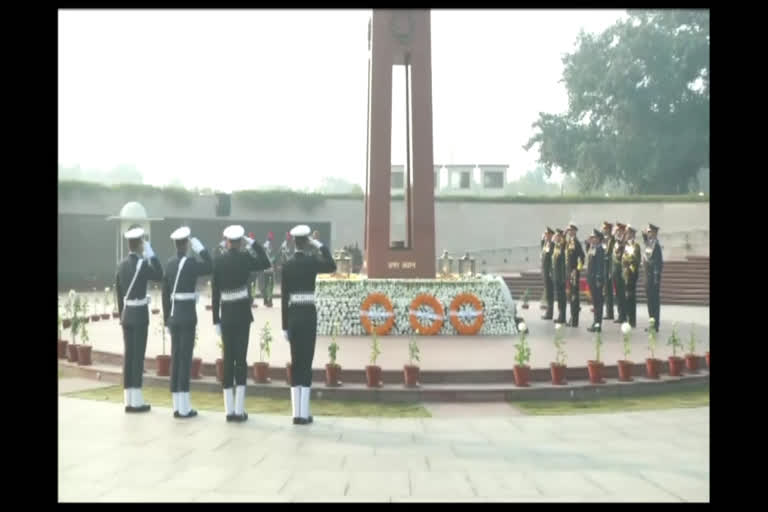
[288, 305, 317, 387]
[122, 323, 149, 389]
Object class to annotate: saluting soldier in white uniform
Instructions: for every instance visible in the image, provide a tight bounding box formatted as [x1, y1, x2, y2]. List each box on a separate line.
[212, 225, 272, 422]
[281, 225, 337, 425]
[115, 227, 164, 413]
[162, 227, 213, 419]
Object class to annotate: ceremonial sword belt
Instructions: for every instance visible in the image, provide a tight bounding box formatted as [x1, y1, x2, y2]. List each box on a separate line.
[288, 292, 315, 306]
[125, 296, 150, 307]
[220, 287, 250, 302]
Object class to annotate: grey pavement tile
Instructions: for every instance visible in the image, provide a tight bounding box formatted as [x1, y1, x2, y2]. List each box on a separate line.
[277, 470, 349, 497]
[527, 470, 610, 498]
[92, 487, 205, 503]
[345, 471, 410, 498]
[162, 464, 243, 491]
[344, 454, 430, 472]
[194, 492, 292, 502]
[218, 468, 293, 494]
[409, 471, 477, 498]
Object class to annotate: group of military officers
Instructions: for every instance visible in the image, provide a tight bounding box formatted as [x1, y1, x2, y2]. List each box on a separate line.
[114, 223, 335, 425]
[540, 222, 664, 333]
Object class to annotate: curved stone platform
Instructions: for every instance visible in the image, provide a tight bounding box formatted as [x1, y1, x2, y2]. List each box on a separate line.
[59, 358, 709, 403]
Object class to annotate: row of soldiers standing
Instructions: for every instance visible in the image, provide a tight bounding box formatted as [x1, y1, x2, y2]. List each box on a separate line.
[540, 222, 663, 332]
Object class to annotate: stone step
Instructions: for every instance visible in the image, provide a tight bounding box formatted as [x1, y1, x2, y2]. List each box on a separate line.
[59, 360, 710, 403]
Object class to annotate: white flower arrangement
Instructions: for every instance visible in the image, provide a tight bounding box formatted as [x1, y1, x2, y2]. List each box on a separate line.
[316, 275, 517, 336]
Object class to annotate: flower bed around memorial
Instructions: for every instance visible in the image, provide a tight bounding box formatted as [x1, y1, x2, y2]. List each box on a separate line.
[315, 275, 518, 336]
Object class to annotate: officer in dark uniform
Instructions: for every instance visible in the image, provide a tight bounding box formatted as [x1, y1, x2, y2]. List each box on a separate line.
[259, 232, 276, 307]
[612, 222, 628, 323]
[601, 222, 615, 320]
[565, 223, 586, 328]
[551, 228, 568, 324]
[586, 229, 605, 333]
[281, 225, 336, 425]
[115, 227, 164, 413]
[212, 225, 272, 422]
[621, 225, 642, 328]
[540, 227, 555, 320]
[162, 226, 213, 419]
[643, 223, 664, 332]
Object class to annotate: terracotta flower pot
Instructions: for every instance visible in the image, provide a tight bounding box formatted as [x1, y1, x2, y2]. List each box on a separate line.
[77, 345, 92, 366]
[705, 351, 710, 369]
[253, 362, 270, 383]
[550, 363, 567, 385]
[513, 365, 530, 387]
[521, 304, 529, 310]
[617, 360, 634, 382]
[62, 319, 72, 329]
[668, 356, 684, 377]
[112, 312, 120, 319]
[215, 358, 224, 382]
[156, 355, 171, 376]
[685, 354, 699, 373]
[365, 365, 382, 388]
[67, 344, 79, 363]
[403, 364, 420, 388]
[326, 363, 342, 387]
[58, 340, 68, 359]
[83, 317, 90, 324]
[90, 314, 100, 322]
[587, 361, 605, 384]
[100, 313, 110, 320]
[191, 357, 202, 379]
[151, 309, 160, 315]
[285, 362, 292, 384]
[645, 358, 662, 379]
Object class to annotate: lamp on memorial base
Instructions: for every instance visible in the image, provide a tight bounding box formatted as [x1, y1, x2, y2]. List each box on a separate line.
[439, 250, 453, 277]
[458, 252, 475, 276]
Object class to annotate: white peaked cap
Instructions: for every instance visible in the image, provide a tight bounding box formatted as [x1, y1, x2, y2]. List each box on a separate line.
[223, 225, 245, 240]
[124, 227, 145, 240]
[170, 226, 191, 240]
[289, 225, 311, 237]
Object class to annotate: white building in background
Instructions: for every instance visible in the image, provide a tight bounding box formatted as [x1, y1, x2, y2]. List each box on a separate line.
[390, 164, 509, 197]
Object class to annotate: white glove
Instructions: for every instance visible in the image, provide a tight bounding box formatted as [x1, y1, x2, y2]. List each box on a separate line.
[165, 326, 171, 338]
[219, 240, 226, 249]
[215, 324, 222, 337]
[243, 236, 255, 247]
[310, 238, 322, 249]
[283, 330, 290, 342]
[190, 237, 204, 254]
[143, 241, 155, 259]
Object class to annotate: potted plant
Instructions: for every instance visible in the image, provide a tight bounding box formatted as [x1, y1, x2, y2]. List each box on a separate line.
[645, 318, 662, 379]
[705, 338, 710, 370]
[365, 330, 383, 388]
[215, 338, 225, 382]
[191, 327, 202, 379]
[520, 289, 530, 309]
[67, 291, 82, 363]
[91, 297, 101, 322]
[326, 322, 342, 387]
[667, 323, 685, 377]
[550, 323, 567, 385]
[62, 290, 74, 329]
[587, 329, 605, 384]
[155, 322, 171, 376]
[101, 287, 111, 320]
[81, 297, 90, 323]
[684, 324, 701, 373]
[404, 334, 421, 388]
[57, 308, 68, 359]
[253, 321, 272, 383]
[513, 321, 531, 387]
[617, 322, 633, 382]
[77, 318, 93, 366]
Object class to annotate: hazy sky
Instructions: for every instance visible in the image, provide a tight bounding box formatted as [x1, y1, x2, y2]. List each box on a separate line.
[58, 9, 626, 191]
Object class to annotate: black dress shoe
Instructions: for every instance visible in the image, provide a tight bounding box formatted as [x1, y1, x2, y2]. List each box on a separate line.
[307, 416, 313, 424]
[293, 417, 308, 425]
[176, 409, 198, 419]
[126, 404, 151, 413]
[231, 412, 248, 423]
[226, 414, 238, 422]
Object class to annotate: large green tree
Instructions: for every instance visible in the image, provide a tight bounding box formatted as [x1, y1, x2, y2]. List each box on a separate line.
[524, 10, 709, 194]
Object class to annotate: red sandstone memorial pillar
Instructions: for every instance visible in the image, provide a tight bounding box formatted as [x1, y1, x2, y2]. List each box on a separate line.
[364, 9, 436, 279]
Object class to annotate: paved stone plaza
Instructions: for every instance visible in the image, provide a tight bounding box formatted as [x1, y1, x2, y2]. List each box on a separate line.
[58, 394, 709, 502]
[59, 294, 709, 370]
